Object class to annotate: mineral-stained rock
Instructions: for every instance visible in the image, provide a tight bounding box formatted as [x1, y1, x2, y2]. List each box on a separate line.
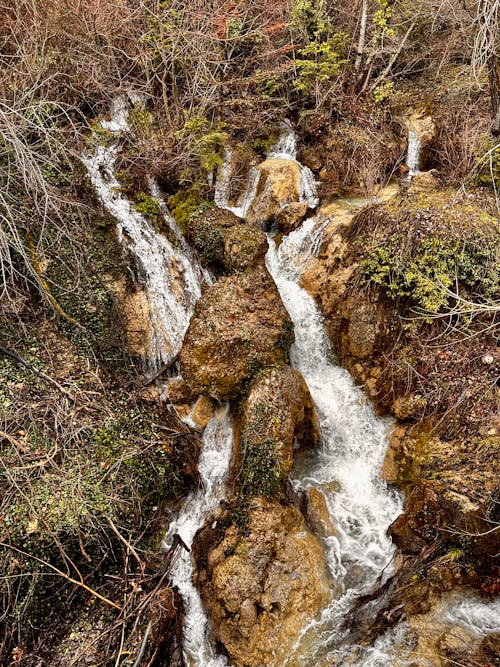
[224, 224, 268, 272]
[166, 378, 196, 405]
[237, 365, 319, 493]
[305, 487, 335, 538]
[188, 207, 242, 267]
[246, 158, 301, 227]
[193, 498, 332, 667]
[408, 169, 440, 194]
[179, 263, 293, 401]
[191, 395, 216, 429]
[276, 202, 309, 234]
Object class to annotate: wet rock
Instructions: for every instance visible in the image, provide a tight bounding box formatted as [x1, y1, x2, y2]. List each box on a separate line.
[224, 225, 268, 272]
[166, 378, 196, 405]
[193, 498, 331, 667]
[191, 395, 216, 429]
[305, 487, 335, 538]
[188, 207, 242, 267]
[108, 277, 156, 358]
[408, 170, 440, 194]
[276, 202, 309, 234]
[179, 263, 293, 401]
[246, 158, 301, 227]
[237, 365, 319, 493]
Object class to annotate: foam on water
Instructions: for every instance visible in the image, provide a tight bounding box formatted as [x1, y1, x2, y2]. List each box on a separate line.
[266, 227, 404, 664]
[406, 129, 421, 177]
[162, 407, 233, 667]
[82, 96, 203, 368]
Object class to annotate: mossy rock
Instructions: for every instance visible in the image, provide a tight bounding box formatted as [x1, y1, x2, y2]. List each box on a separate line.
[179, 263, 294, 401]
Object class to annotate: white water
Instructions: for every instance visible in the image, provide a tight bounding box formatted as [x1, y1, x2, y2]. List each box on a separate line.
[442, 593, 500, 636]
[266, 227, 404, 665]
[162, 407, 234, 667]
[82, 96, 204, 368]
[406, 129, 421, 177]
[215, 122, 318, 219]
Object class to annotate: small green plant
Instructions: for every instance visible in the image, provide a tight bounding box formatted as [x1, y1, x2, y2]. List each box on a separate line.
[293, 34, 349, 94]
[373, 80, 394, 103]
[176, 113, 228, 182]
[133, 192, 162, 227]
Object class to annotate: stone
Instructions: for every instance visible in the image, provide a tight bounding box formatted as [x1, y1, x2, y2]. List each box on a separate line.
[408, 170, 440, 194]
[166, 378, 196, 405]
[276, 202, 309, 234]
[246, 158, 301, 227]
[108, 278, 156, 358]
[179, 262, 293, 401]
[188, 207, 242, 268]
[305, 487, 335, 538]
[193, 498, 332, 667]
[237, 365, 319, 490]
[191, 395, 216, 429]
[224, 224, 268, 272]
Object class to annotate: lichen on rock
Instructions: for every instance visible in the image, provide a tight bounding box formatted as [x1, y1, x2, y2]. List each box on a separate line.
[179, 262, 293, 401]
[236, 364, 319, 496]
[193, 497, 332, 667]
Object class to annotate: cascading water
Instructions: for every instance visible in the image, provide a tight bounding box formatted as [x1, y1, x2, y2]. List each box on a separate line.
[162, 407, 234, 667]
[82, 96, 204, 369]
[265, 227, 404, 665]
[214, 122, 318, 218]
[405, 129, 421, 177]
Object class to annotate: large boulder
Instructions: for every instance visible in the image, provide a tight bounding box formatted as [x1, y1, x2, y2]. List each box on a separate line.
[193, 498, 332, 667]
[224, 224, 268, 272]
[236, 365, 319, 495]
[179, 263, 293, 401]
[188, 207, 267, 273]
[246, 158, 301, 227]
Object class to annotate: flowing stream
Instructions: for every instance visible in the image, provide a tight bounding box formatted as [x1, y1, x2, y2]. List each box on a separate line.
[405, 129, 421, 177]
[265, 215, 404, 667]
[82, 96, 205, 369]
[162, 407, 233, 667]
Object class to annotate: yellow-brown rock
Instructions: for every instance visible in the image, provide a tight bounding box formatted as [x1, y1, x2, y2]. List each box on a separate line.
[237, 365, 319, 493]
[191, 395, 216, 429]
[246, 158, 301, 227]
[179, 262, 293, 401]
[224, 224, 268, 272]
[108, 277, 159, 358]
[193, 498, 332, 667]
[305, 487, 335, 538]
[408, 169, 440, 194]
[276, 202, 309, 234]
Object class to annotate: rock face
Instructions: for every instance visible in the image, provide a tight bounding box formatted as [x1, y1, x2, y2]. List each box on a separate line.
[276, 202, 309, 234]
[188, 207, 267, 273]
[107, 277, 151, 358]
[179, 263, 293, 401]
[300, 199, 398, 371]
[224, 224, 268, 272]
[237, 365, 319, 494]
[246, 158, 301, 227]
[193, 498, 332, 667]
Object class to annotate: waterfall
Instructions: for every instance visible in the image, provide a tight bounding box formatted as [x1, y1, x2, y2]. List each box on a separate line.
[162, 407, 234, 667]
[265, 229, 404, 665]
[406, 129, 421, 177]
[82, 96, 204, 369]
[214, 122, 319, 218]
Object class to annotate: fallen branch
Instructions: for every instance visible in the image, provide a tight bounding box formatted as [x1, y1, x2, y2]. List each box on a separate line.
[0, 343, 74, 398]
[0, 542, 123, 611]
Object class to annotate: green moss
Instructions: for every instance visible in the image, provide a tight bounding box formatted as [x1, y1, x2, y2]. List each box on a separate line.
[360, 199, 499, 316]
[238, 403, 285, 498]
[133, 192, 162, 227]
